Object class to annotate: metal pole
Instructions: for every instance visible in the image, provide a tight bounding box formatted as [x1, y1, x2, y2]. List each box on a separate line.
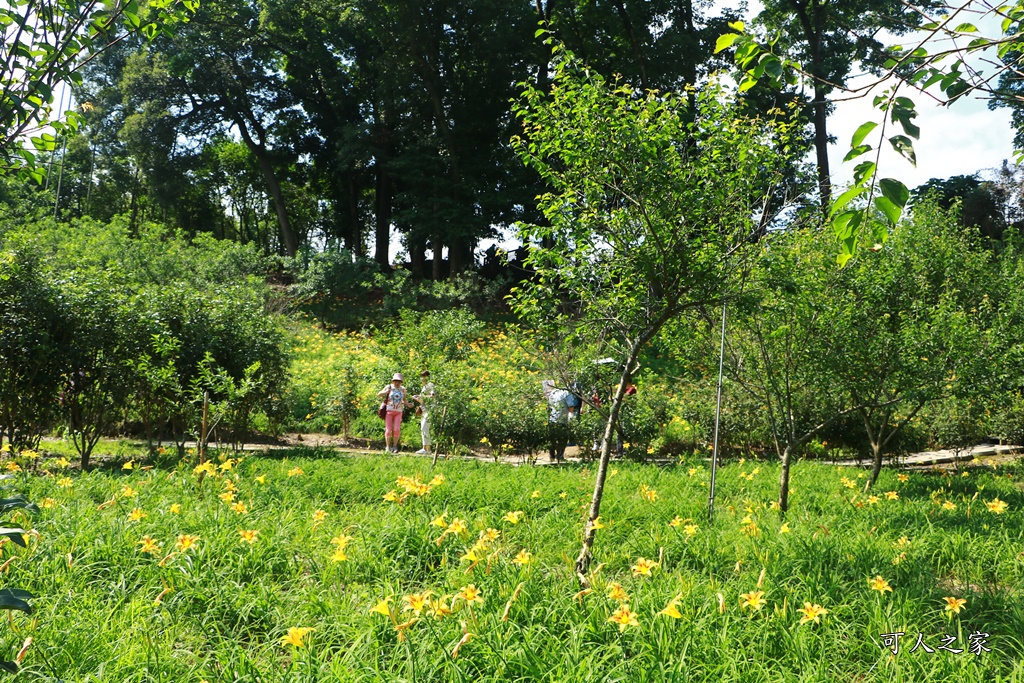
[707, 302, 727, 522]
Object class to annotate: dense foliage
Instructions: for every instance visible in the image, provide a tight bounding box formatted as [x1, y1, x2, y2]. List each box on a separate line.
[0, 218, 287, 464]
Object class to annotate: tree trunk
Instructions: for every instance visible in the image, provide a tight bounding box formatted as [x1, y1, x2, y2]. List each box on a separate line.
[778, 444, 793, 512]
[431, 237, 444, 280]
[347, 173, 362, 256]
[680, 0, 697, 110]
[235, 121, 299, 258]
[410, 236, 426, 277]
[812, 82, 831, 210]
[575, 355, 637, 584]
[786, 0, 831, 211]
[374, 164, 392, 269]
[449, 238, 471, 275]
[868, 439, 884, 489]
[535, 0, 556, 92]
[609, 0, 649, 90]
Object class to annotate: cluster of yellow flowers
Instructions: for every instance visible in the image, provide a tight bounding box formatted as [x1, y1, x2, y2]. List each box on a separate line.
[192, 458, 240, 477]
[738, 467, 760, 481]
[137, 533, 201, 565]
[383, 473, 446, 504]
[370, 585, 487, 643]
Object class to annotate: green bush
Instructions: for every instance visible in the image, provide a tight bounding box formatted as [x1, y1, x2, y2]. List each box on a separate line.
[0, 249, 70, 448]
[0, 215, 288, 456]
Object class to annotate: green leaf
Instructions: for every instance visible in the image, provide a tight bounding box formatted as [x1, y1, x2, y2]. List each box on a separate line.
[879, 177, 910, 208]
[851, 121, 878, 148]
[761, 55, 783, 80]
[844, 144, 871, 162]
[0, 589, 32, 614]
[0, 497, 37, 516]
[874, 195, 901, 225]
[715, 33, 740, 54]
[853, 161, 876, 186]
[832, 209, 863, 241]
[0, 528, 27, 547]
[830, 186, 866, 217]
[922, 70, 945, 89]
[888, 135, 917, 165]
[738, 75, 758, 93]
[728, 20, 744, 32]
[954, 22, 978, 32]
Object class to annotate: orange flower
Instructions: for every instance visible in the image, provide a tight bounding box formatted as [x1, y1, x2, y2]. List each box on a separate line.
[631, 557, 658, 577]
[512, 550, 533, 565]
[403, 591, 434, 615]
[502, 511, 523, 525]
[607, 604, 638, 631]
[138, 536, 161, 554]
[658, 595, 683, 619]
[175, 534, 199, 552]
[942, 596, 967, 614]
[280, 626, 313, 648]
[985, 498, 1008, 514]
[739, 590, 766, 611]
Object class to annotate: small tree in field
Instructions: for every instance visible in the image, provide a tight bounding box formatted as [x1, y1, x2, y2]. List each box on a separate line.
[510, 45, 800, 582]
[831, 202, 999, 489]
[725, 228, 859, 513]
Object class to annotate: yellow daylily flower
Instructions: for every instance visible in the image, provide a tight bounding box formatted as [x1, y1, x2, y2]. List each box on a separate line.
[739, 590, 766, 611]
[280, 627, 313, 648]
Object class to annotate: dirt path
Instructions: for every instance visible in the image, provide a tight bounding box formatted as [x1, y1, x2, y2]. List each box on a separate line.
[830, 444, 1023, 469]
[43, 434, 1024, 470]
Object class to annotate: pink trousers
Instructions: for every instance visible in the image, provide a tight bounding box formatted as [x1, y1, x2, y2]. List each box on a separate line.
[385, 410, 403, 439]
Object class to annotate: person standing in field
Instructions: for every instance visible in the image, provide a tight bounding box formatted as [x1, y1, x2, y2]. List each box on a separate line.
[413, 370, 436, 455]
[377, 373, 411, 453]
[543, 379, 570, 462]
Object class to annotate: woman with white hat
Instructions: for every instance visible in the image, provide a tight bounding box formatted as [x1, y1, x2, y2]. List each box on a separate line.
[377, 373, 412, 453]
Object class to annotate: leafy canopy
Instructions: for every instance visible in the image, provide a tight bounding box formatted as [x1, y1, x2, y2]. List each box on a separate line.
[510, 45, 801, 356]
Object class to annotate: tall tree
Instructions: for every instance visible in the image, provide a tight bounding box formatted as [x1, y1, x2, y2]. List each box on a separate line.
[754, 0, 936, 209]
[832, 200, 999, 488]
[119, 0, 303, 255]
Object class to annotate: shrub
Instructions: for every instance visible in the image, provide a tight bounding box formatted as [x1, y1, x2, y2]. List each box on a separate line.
[0, 250, 69, 449]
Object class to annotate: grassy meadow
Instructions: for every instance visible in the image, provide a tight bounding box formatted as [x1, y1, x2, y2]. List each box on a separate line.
[4, 449, 1023, 682]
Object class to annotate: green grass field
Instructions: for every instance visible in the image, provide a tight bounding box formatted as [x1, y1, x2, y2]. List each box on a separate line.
[6, 451, 1024, 681]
